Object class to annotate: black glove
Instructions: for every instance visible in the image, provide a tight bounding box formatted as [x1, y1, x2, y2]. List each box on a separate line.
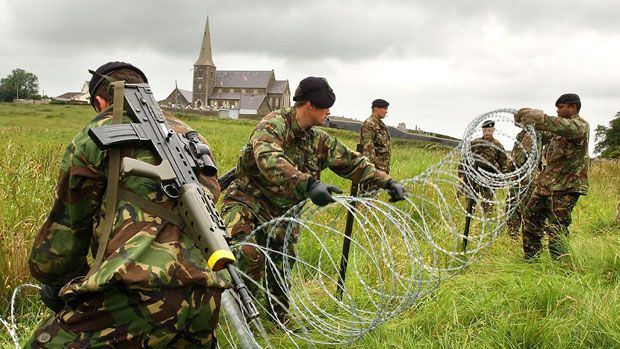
[307, 178, 343, 206]
[385, 179, 406, 202]
[40, 284, 64, 313]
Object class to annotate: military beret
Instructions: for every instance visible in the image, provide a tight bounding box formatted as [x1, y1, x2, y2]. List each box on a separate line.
[293, 77, 336, 109]
[88, 61, 148, 107]
[481, 120, 495, 128]
[555, 93, 580, 106]
[372, 99, 389, 108]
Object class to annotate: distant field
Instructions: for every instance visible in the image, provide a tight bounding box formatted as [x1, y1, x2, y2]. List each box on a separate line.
[1, 103, 619, 348]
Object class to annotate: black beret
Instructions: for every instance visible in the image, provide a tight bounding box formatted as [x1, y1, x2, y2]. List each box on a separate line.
[293, 77, 336, 109]
[372, 99, 389, 108]
[88, 61, 147, 107]
[555, 93, 580, 106]
[481, 120, 495, 128]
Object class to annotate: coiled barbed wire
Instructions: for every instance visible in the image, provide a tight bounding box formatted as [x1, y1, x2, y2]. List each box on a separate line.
[1, 109, 540, 349]
[217, 109, 541, 348]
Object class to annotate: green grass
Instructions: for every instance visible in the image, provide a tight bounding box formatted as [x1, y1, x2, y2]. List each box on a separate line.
[1, 103, 619, 348]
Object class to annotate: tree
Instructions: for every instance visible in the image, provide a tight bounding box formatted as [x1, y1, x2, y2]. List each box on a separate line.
[0, 68, 40, 102]
[594, 111, 620, 159]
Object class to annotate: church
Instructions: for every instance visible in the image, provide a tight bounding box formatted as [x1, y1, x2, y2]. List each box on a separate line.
[160, 17, 290, 119]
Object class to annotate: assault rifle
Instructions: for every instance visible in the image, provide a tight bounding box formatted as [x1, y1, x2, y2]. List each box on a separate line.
[88, 82, 258, 321]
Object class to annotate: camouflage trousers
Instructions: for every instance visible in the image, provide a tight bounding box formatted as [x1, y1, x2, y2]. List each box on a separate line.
[506, 184, 535, 238]
[222, 202, 299, 321]
[522, 192, 580, 260]
[25, 284, 222, 348]
[459, 181, 495, 214]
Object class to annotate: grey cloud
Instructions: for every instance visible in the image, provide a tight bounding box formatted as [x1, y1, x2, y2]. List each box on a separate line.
[4, 0, 619, 64]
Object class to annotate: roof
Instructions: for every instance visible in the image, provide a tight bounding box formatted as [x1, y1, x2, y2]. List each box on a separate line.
[239, 94, 267, 110]
[178, 89, 192, 103]
[55, 92, 82, 100]
[267, 80, 288, 94]
[214, 71, 274, 89]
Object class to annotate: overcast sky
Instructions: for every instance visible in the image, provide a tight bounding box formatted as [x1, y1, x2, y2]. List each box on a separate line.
[1, 0, 619, 150]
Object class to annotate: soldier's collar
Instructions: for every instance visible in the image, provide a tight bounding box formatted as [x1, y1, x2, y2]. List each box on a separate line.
[290, 108, 308, 137]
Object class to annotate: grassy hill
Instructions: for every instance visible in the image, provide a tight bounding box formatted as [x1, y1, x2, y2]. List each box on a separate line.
[0, 103, 619, 348]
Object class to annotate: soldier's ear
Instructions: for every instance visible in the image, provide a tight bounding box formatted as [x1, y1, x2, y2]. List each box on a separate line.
[94, 96, 109, 112]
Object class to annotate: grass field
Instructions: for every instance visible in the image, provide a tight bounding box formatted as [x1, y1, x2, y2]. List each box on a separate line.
[0, 103, 619, 348]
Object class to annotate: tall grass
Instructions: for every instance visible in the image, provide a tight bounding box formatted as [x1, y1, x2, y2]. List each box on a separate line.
[1, 103, 618, 348]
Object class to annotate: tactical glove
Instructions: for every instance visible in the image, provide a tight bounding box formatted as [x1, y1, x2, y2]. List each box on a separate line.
[515, 108, 545, 126]
[307, 178, 343, 206]
[385, 179, 406, 202]
[40, 284, 64, 313]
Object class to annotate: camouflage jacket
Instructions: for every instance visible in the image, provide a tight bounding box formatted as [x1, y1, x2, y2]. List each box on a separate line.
[459, 136, 508, 175]
[28, 111, 230, 296]
[534, 113, 589, 195]
[360, 114, 391, 173]
[224, 107, 391, 220]
[508, 130, 544, 171]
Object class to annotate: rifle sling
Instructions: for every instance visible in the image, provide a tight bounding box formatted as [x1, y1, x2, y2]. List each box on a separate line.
[87, 81, 125, 277]
[117, 187, 183, 227]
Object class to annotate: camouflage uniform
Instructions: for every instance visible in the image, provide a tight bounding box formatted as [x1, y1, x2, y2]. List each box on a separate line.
[222, 107, 391, 319]
[506, 130, 541, 238]
[458, 136, 508, 212]
[360, 114, 391, 173]
[359, 114, 391, 194]
[26, 111, 229, 348]
[521, 113, 589, 259]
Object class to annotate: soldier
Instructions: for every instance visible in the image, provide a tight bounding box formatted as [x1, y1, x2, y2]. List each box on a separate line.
[516, 93, 589, 260]
[222, 77, 405, 322]
[505, 129, 541, 239]
[26, 62, 228, 348]
[360, 98, 391, 173]
[458, 120, 508, 212]
[359, 98, 392, 194]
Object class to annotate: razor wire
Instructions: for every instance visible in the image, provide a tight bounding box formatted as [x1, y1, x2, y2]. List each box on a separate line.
[0, 109, 541, 349]
[216, 108, 542, 348]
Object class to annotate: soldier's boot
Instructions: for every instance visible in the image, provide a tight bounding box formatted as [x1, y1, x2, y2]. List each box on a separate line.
[522, 234, 542, 261]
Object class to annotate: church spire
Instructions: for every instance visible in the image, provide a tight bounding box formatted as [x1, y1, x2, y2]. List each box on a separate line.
[193, 15, 217, 108]
[194, 15, 215, 67]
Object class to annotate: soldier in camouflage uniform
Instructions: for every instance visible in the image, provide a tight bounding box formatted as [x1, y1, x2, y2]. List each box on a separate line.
[516, 93, 589, 260]
[359, 98, 392, 194]
[26, 62, 228, 348]
[458, 120, 508, 212]
[222, 77, 405, 321]
[505, 129, 541, 239]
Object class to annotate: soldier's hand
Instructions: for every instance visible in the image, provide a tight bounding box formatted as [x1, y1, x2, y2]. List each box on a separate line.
[40, 284, 64, 313]
[515, 108, 545, 126]
[385, 179, 406, 202]
[307, 179, 343, 206]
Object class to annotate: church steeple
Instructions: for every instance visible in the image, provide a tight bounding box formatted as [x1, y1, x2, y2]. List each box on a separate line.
[194, 16, 215, 67]
[193, 15, 216, 108]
